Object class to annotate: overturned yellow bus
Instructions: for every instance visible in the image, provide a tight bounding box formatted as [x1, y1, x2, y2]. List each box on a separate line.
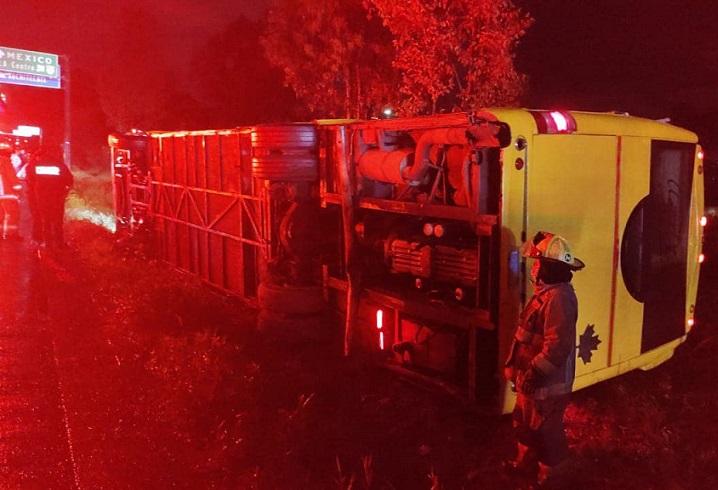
[109, 109, 704, 413]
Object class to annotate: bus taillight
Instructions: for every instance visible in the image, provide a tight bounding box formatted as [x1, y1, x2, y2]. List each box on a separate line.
[376, 309, 385, 350]
[530, 110, 577, 134]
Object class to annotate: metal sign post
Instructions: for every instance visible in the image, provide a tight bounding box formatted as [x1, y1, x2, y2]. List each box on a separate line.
[61, 55, 71, 167]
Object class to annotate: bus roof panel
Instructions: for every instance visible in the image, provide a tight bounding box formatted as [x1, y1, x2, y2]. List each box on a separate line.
[569, 111, 697, 142]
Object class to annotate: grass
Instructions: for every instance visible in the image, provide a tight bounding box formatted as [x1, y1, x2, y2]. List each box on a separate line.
[67, 168, 114, 214]
[60, 215, 718, 489]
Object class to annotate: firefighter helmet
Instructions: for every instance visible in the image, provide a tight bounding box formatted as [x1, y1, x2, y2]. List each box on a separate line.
[522, 231, 585, 270]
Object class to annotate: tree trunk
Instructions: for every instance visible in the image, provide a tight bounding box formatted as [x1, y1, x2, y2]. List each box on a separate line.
[335, 126, 359, 356]
[344, 66, 352, 119]
[355, 65, 362, 119]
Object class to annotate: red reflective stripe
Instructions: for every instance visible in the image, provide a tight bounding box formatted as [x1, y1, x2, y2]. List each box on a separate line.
[608, 136, 622, 366]
[35, 165, 61, 176]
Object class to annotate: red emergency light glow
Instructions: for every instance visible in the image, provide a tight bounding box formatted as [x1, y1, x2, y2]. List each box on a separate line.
[376, 309, 385, 350]
[549, 111, 568, 132]
[699, 253, 705, 264]
[35, 165, 61, 176]
[530, 110, 577, 134]
[700, 216, 708, 227]
[698, 150, 705, 160]
[688, 318, 695, 328]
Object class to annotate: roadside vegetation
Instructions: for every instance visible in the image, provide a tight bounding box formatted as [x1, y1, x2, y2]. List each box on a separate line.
[56, 211, 718, 489]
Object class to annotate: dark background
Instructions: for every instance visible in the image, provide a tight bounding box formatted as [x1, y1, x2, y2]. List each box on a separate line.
[517, 0, 718, 151]
[1, 1, 717, 168]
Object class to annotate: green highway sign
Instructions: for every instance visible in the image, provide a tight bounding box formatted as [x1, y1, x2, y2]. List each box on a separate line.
[0, 46, 60, 79]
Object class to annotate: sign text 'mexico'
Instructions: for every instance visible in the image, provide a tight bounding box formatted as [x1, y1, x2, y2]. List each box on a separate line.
[0, 46, 60, 78]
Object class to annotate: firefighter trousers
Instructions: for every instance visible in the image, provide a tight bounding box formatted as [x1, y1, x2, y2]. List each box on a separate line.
[512, 393, 570, 467]
[0, 196, 20, 239]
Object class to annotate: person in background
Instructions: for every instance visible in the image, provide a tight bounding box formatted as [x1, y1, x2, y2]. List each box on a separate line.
[12, 149, 29, 179]
[0, 143, 23, 241]
[504, 231, 584, 487]
[25, 147, 73, 249]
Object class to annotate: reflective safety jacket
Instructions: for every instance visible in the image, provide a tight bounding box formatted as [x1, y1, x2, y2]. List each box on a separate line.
[26, 161, 74, 208]
[505, 282, 578, 399]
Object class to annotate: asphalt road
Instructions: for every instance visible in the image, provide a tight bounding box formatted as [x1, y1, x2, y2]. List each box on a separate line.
[0, 238, 205, 489]
[0, 240, 77, 489]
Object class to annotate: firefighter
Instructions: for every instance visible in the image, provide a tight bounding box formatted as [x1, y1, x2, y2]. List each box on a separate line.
[0, 145, 22, 241]
[26, 149, 73, 249]
[504, 231, 584, 487]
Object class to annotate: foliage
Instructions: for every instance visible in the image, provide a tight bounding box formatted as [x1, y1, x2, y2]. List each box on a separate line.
[261, 0, 397, 119]
[66, 168, 113, 212]
[95, 5, 213, 132]
[367, 0, 533, 114]
[190, 17, 298, 126]
[96, 5, 177, 131]
[57, 219, 718, 488]
[262, 0, 531, 118]
[70, 68, 112, 170]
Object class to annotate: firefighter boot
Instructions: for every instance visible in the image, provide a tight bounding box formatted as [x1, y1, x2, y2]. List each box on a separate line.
[535, 460, 570, 488]
[502, 442, 536, 476]
[1, 199, 22, 241]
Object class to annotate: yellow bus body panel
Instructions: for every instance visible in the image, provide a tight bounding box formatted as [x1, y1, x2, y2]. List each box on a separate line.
[490, 109, 702, 413]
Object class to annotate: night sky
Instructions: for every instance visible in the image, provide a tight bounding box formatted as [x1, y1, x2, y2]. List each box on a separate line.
[0, 0, 268, 163]
[516, 0, 718, 151]
[0, 1, 264, 70]
[1, 0, 717, 159]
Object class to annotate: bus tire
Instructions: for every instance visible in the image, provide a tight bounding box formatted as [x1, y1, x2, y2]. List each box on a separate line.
[251, 125, 318, 181]
[256, 310, 324, 342]
[257, 282, 325, 315]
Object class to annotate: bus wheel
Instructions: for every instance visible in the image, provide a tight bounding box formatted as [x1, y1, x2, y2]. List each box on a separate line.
[256, 310, 325, 342]
[257, 282, 325, 315]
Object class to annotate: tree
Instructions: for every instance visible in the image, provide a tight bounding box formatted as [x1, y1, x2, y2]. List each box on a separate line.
[96, 5, 178, 131]
[189, 17, 297, 127]
[261, 0, 397, 119]
[69, 68, 112, 170]
[367, 0, 532, 114]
